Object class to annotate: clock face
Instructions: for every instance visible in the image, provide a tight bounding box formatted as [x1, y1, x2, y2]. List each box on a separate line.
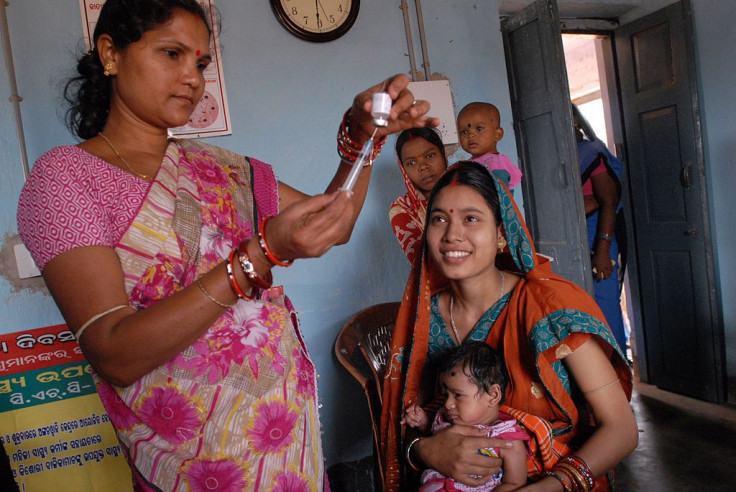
[271, 0, 360, 42]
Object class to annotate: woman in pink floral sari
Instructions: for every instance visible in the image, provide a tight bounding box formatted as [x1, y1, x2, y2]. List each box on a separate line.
[16, 1, 438, 490]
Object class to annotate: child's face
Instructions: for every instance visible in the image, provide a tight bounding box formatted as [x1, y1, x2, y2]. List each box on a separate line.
[441, 365, 501, 426]
[399, 136, 448, 197]
[457, 106, 504, 157]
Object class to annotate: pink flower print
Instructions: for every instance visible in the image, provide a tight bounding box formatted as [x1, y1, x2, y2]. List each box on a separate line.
[136, 384, 203, 445]
[200, 190, 236, 232]
[96, 382, 139, 430]
[200, 225, 231, 261]
[246, 397, 299, 455]
[232, 303, 287, 377]
[292, 348, 315, 399]
[224, 164, 246, 187]
[232, 303, 271, 350]
[182, 458, 247, 492]
[176, 317, 246, 382]
[194, 158, 231, 188]
[271, 470, 312, 492]
[129, 258, 182, 308]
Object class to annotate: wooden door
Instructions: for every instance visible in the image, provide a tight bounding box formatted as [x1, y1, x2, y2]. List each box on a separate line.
[615, 0, 724, 401]
[502, 0, 593, 293]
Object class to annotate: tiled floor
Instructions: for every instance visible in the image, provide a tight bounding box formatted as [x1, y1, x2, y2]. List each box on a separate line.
[329, 382, 736, 491]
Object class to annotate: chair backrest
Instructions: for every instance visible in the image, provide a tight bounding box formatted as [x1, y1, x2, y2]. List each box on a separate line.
[334, 301, 400, 492]
[335, 301, 399, 398]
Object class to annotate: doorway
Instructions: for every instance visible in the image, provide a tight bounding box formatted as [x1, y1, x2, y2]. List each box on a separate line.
[561, 33, 636, 366]
[502, 0, 725, 402]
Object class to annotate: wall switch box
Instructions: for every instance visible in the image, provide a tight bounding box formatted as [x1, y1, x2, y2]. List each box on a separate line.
[15, 243, 41, 278]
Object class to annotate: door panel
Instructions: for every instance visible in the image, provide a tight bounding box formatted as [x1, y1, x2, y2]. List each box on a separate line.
[616, 0, 723, 401]
[502, 0, 592, 293]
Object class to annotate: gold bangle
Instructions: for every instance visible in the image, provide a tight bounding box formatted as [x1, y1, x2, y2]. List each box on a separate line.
[582, 378, 620, 394]
[555, 462, 590, 492]
[196, 276, 235, 308]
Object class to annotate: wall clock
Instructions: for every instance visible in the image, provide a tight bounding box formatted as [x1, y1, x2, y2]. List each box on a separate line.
[270, 0, 360, 43]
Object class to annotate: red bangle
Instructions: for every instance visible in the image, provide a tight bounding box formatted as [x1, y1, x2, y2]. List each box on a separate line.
[237, 241, 273, 290]
[258, 216, 294, 267]
[336, 109, 387, 166]
[227, 249, 254, 300]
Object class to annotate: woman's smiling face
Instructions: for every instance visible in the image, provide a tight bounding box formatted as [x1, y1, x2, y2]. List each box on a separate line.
[426, 183, 502, 281]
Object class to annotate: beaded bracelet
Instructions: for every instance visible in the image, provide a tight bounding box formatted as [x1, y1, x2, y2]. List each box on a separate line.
[237, 241, 273, 290]
[559, 455, 595, 490]
[258, 216, 294, 267]
[555, 462, 588, 491]
[596, 232, 614, 242]
[227, 249, 254, 300]
[541, 470, 572, 492]
[337, 109, 386, 166]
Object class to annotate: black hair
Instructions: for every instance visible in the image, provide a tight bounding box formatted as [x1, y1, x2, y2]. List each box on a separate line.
[395, 127, 447, 165]
[426, 160, 503, 226]
[571, 103, 596, 142]
[439, 341, 507, 400]
[64, 0, 211, 139]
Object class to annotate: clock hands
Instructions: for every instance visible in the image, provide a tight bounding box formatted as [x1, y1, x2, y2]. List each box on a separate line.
[316, 0, 332, 32]
[315, 0, 321, 31]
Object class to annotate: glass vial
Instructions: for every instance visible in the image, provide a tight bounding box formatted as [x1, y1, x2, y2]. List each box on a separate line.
[371, 92, 391, 127]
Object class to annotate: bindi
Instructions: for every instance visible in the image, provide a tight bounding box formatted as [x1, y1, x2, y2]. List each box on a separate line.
[449, 209, 454, 214]
[196, 49, 201, 56]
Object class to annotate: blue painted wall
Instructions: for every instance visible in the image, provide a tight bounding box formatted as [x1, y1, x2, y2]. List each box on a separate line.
[1, 0, 733, 466]
[690, 0, 736, 400]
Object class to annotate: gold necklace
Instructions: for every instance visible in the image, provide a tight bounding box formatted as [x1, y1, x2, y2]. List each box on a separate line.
[98, 132, 151, 180]
[449, 271, 505, 345]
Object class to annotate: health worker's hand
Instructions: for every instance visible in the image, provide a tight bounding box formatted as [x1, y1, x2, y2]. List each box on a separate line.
[263, 191, 354, 262]
[348, 74, 440, 144]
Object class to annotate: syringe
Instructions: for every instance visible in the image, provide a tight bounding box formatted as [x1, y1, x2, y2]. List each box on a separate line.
[339, 127, 378, 193]
[338, 91, 391, 193]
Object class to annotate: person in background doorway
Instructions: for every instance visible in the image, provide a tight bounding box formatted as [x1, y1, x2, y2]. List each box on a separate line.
[390, 127, 449, 265]
[573, 105, 627, 353]
[457, 102, 522, 192]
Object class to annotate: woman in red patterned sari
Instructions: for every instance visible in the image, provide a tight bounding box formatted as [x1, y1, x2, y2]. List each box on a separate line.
[389, 128, 448, 265]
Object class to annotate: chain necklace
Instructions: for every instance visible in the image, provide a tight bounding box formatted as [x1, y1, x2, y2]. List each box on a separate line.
[98, 132, 151, 180]
[449, 271, 505, 345]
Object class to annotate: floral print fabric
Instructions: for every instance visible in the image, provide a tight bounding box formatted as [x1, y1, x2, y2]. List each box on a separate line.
[99, 140, 324, 491]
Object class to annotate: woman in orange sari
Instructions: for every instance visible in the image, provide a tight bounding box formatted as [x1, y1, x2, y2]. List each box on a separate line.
[381, 162, 637, 491]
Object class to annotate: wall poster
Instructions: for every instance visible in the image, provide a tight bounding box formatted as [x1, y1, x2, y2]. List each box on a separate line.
[0, 325, 132, 490]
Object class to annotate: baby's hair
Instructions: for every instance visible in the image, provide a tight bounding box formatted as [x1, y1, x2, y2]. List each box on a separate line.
[440, 341, 507, 401]
[458, 102, 501, 123]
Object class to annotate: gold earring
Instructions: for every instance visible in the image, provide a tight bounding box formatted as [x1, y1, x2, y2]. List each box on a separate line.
[103, 63, 112, 76]
[497, 237, 507, 253]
